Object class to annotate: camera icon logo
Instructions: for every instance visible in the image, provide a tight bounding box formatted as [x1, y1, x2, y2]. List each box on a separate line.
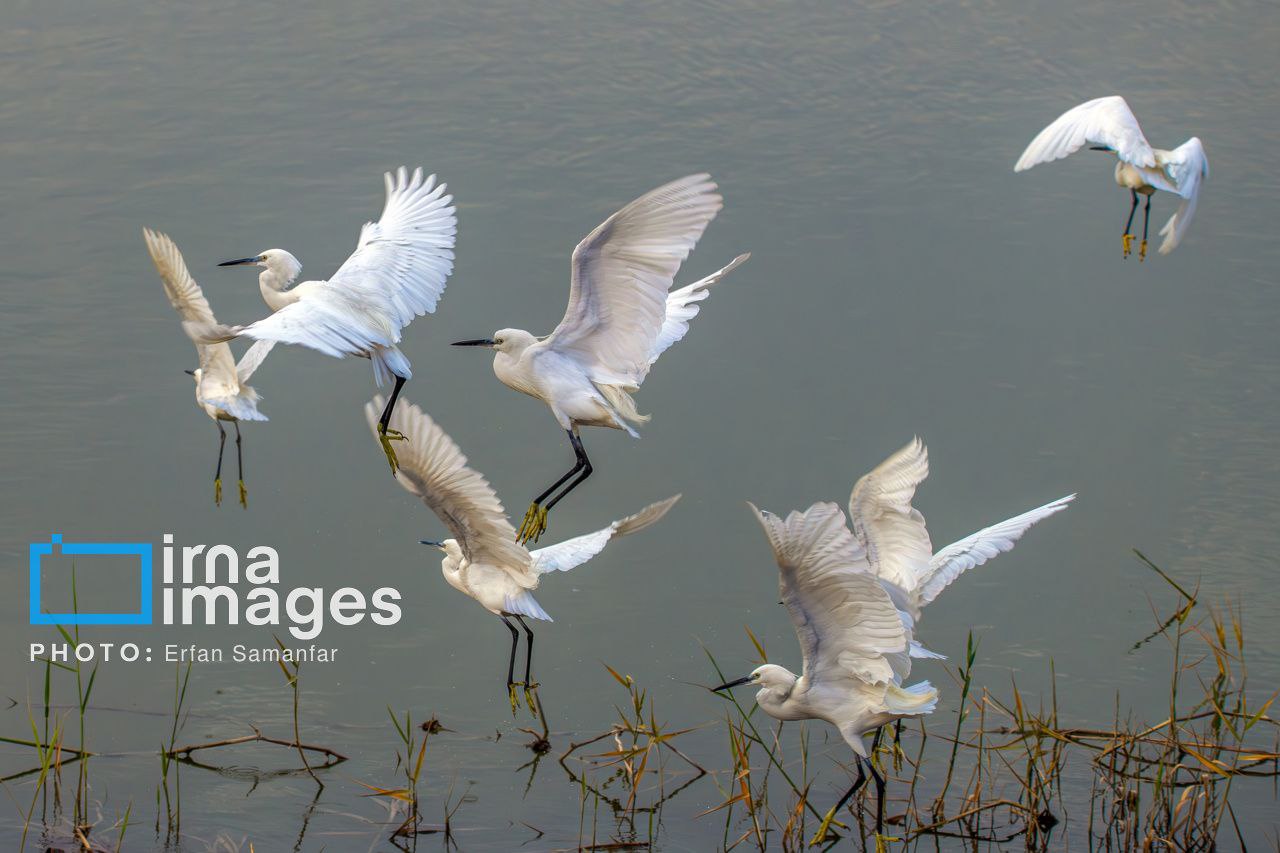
[29, 534, 153, 625]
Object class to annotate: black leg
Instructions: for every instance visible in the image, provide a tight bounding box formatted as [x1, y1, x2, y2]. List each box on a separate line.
[1124, 189, 1139, 235]
[378, 375, 407, 433]
[514, 615, 535, 685]
[543, 430, 593, 511]
[215, 422, 226, 481]
[865, 756, 887, 835]
[500, 616, 520, 688]
[531, 430, 586, 505]
[831, 759, 868, 821]
[893, 719, 902, 748]
[1142, 195, 1151, 243]
[871, 726, 884, 754]
[234, 421, 247, 508]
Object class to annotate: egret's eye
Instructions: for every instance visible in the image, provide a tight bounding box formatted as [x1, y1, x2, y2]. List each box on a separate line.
[495, 338, 504, 345]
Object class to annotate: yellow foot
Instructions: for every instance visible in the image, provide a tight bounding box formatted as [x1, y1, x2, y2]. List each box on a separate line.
[516, 503, 549, 545]
[214, 478, 223, 506]
[523, 683, 540, 717]
[238, 480, 248, 509]
[508, 683, 521, 716]
[377, 426, 407, 475]
[808, 809, 848, 846]
[1139, 239, 1148, 262]
[1122, 233, 1134, 258]
[875, 832, 901, 852]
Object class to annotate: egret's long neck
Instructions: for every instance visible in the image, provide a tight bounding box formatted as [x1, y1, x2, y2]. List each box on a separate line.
[440, 553, 468, 595]
[492, 335, 540, 397]
[259, 266, 300, 313]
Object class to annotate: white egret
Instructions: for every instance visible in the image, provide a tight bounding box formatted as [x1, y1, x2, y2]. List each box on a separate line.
[217, 167, 456, 473]
[144, 228, 275, 508]
[715, 502, 936, 847]
[365, 394, 679, 710]
[1015, 96, 1208, 260]
[452, 173, 746, 544]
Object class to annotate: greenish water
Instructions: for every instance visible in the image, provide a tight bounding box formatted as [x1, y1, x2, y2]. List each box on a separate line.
[1, 0, 1277, 848]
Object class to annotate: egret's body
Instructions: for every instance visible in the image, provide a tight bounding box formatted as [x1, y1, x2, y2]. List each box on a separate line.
[219, 167, 457, 472]
[365, 394, 678, 708]
[144, 228, 274, 507]
[454, 173, 747, 543]
[716, 502, 937, 846]
[1015, 96, 1208, 259]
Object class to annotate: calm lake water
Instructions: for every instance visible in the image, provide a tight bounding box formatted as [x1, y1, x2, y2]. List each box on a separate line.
[1, 0, 1277, 848]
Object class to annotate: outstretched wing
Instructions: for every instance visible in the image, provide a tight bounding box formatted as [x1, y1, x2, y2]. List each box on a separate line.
[543, 175, 723, 387]
[848, 438, 934, 603]
[1156, 137, 1209, 254]
[364, 396, 534, 587]
[751, 502, 909, 689]
[921, 494, 1074, 607]
[640, 253, 750, 381]
[530, 494, 680, 574]
[240, 168, 456, 357]
[235, 340, 276, 384]
[1014, 96, 1156, 172]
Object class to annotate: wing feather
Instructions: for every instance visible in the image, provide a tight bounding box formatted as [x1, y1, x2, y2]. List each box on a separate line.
[529, 494, 680, 574]
[1156, 137, 1209, 254]
[848, 438, 934, 607]
[751, 502, 908, 689]
[545, 175, 723, 386]
[1014, 96, 1156, 172]
[364, 396, 534, 587]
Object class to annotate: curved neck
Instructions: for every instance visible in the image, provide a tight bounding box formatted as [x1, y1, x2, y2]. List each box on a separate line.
[259, 269, 300, 312]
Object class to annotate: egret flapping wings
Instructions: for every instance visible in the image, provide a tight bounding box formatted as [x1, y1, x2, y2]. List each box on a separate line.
[544, 173, 724, 387]
[240, 168, 456, 363]
[364, 395, 535, 588]
[1014, 96, 1158, 172]
[642, 252, 750, 379]
[751, 502, 910, 689]
[1153, 137, 1209, 253]
[529, 494, 681, 574]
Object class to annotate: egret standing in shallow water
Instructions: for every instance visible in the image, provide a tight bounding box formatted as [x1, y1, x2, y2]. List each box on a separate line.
[144, 228, 274, 507]
[365, 394, 679, 710]
[218, 167, 456, 473]
[1014, 96, 1208, 260]
[452, 173, 746, 544]
[715, 502, 937, 847]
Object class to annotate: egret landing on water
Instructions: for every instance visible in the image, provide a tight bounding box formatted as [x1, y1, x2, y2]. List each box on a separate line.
[217, 167, 456, 473]
[1015, 96, 1207, 260]
[144, 229, 275, 508]
[453, 173, 747, 545]
[365, 394, 679, 713]
[715, 502, 938, 849]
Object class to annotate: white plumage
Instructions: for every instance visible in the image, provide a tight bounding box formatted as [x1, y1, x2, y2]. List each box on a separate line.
[144, 228, 274, 508]
[365, 394, 678, 701]
[218, 167, 457, 472]
[453, 174, 747, 543]
[1015, 96, 1208, 256]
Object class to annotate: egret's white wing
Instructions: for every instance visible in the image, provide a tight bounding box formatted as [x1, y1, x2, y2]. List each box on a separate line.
[144, 228, 217, 328]
[751, 502, 909, 689]
[544, 174, 723, 387]
[920, 494, 1074, 607]
[530, 494, 680, 574]
[1014, 96, 1156, 172]
[848, 438, 934, 603]
[240, 168, 456, 357]
[1156, 138, 1209, 254]
[640, 253, 749, 381]
[364, 396, 535, 588]
[235, 340, 276, 384]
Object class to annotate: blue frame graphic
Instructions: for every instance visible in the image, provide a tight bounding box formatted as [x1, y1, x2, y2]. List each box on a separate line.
[29, 534, 152, 625]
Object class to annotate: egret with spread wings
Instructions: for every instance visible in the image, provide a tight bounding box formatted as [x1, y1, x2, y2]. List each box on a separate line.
[452, 174, 747, 544]
[218, 167, 456, 473]
[714, 502, 936, 847]
[1015, 96, 1208, 260]
[144, 228, 274, 508]
[365, 394, 679, 711]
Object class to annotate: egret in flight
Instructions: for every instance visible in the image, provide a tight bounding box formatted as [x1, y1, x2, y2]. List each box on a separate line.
[452, 173, 747, 544]
[144, 228, 275, 508]
[715, 502, 937, 847]
[218, 167, 456, 473]
[365, 394, 679, 710]
[1015, 96, 1208, 260]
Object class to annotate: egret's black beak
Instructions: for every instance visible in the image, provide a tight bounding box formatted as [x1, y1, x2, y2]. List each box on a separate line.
[419, 539, 444, 548]
[218, 256, 261, 267]
[451, 339, 495, 347]
[1089, 146, 1110, 152]
[183, 369, 196, 376]
[712, 676, 752, 692]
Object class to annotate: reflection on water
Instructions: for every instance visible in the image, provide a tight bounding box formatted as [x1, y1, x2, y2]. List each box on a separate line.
[1, 0, 1278, 847]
